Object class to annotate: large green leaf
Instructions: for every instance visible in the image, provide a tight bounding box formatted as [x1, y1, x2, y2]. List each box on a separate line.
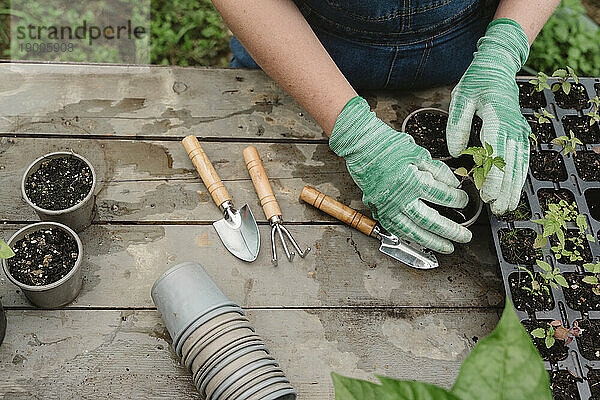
[451, 299, 551, 400]
[331, 373, 460, 400]
[0, 239, 14, 259]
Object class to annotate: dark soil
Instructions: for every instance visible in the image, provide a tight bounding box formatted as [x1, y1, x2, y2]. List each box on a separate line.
[521, 319, 568, 362]
[538, 188, 577, 214]
[562, 116, 600, 144]
[574, 151, 600, 181]
[549, 370, 581, 400]
[498, 191, 531, 222]
[550, 230, 593, 265]
[404, 110, 483, 159]
[554, 83, 589, 110]
[574, 319, 600, 360]
[596, 83, 600, 98]
[7, 227, 78, 286]
[404, 110, 451, 158]
[585, 189, 600, 221]
[530, 151, 568, 182]
[588, 369, 600, 399]
[499, 228, 541, 265]
[527, 118, 556, 145]
[508, 270, 555, 312]
[518, 81, 547, 109]
[563, 273, 600, 312]
[25, 156, 93, 211]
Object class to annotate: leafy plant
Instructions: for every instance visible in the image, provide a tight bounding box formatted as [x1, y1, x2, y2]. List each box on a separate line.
[531, 320, 583, 348]
[534, 109, 555, 124]
[0, 239, 13, 259]
[529, 72, 551, 93]
[588, 96, 600, 126]
[582, 261, 600, 295]
[551, 66, 579, 95]
[454, 143, 505, 189]
[518, 260, 568, 298]
[332, 299, 552, 399]
[533, 200, 594, 262]
[551, 130, 582, 157]
[528, 0, 600, 76]
[150, 0, 231, 66]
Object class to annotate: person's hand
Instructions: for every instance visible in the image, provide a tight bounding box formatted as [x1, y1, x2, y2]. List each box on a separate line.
[330, 97, 472, 254]
[446, 18, 531, 215]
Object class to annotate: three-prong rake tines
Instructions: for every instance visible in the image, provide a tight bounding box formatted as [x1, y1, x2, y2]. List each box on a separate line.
[243, 146, 311, 266]
[269, 215, 310, 266]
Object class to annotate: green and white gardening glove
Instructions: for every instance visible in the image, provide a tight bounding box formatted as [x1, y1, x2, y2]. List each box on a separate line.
[447, 18, 531, 215]
[330, 96, 472, 254]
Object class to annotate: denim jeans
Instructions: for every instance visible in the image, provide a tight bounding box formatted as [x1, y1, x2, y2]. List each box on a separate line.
[229, 0, 499, 90]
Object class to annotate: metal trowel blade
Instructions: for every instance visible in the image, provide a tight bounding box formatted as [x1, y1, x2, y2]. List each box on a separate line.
[379, 237, 439, 269]
[213, 204, 260, 262]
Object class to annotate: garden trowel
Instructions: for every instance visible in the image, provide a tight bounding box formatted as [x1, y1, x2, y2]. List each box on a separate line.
[300, 186, 438, 270]
[182, 135, 260, 262]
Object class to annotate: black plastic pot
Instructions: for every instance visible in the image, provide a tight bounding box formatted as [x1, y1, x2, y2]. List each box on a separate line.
[489, 76, 600, 399]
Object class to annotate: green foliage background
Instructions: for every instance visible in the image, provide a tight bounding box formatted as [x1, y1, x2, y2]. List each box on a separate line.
[527, 0, 600, 76]
[0, 0, 231, 66]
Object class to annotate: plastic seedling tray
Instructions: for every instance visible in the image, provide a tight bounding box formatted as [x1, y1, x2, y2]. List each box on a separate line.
[488, 77, 600, 400]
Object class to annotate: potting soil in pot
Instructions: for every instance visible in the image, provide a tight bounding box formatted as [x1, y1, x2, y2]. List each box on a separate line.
[7, 228, 78, 286]
[25, 156, 93, 210]
[404, 111, 451, 158]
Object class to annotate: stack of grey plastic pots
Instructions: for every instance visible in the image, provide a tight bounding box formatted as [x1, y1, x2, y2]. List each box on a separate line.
[152, 262, 296, 400]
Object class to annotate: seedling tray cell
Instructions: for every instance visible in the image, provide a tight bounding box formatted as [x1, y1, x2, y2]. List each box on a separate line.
[489, 77, 600, 399]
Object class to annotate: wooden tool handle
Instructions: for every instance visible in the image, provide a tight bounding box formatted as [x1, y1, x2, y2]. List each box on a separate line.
[243, 146, 281, 220]
[299, 185, 376, 236]
[182, 135, 231, 207]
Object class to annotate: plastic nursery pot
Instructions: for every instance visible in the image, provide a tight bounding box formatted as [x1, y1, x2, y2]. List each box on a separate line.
[151, 261, 239, 355]
[179, 306, 247, 361]
[244, 383, 296, 400]
[401, 107, 453, 161]
[220, 366, 286, 400]
[457, 178, 483, 227]
[2, 222, 83, 308]
[425, 175, 483, 228]
[22, 152, 97, 232]
[209, 354, 280, 400]
[0, 299, 6, 346]
[182, 312, 251, 366]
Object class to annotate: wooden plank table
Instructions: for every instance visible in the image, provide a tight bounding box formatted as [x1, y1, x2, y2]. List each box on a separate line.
[0, 63, 503, 399]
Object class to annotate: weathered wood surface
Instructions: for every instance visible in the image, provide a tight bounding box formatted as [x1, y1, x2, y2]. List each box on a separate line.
[0, 308, 499, 399]
[0, 223, 502, 309]
[0, 63, 452, 140]
[0, 64, 501, 399]
[0, 137, 361, 223]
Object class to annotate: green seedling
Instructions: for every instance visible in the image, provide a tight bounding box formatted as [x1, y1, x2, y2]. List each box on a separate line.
[517, 260, 567, 300]
[529, 71, 551, 92]
[454, 142, 505, 190]
[582, 261, 600, 295]
[531, 320, 583, 348]
[587, 96, 600, 126]
[533, 200, 594, 262]
[534, 109, 555, 124]
[551, 66, 579, 95]
[551, 130, 582, 157]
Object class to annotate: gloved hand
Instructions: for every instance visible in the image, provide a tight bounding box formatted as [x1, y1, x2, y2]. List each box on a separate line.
[330, 96, 472, 254]
[446, 18, 531, 215]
